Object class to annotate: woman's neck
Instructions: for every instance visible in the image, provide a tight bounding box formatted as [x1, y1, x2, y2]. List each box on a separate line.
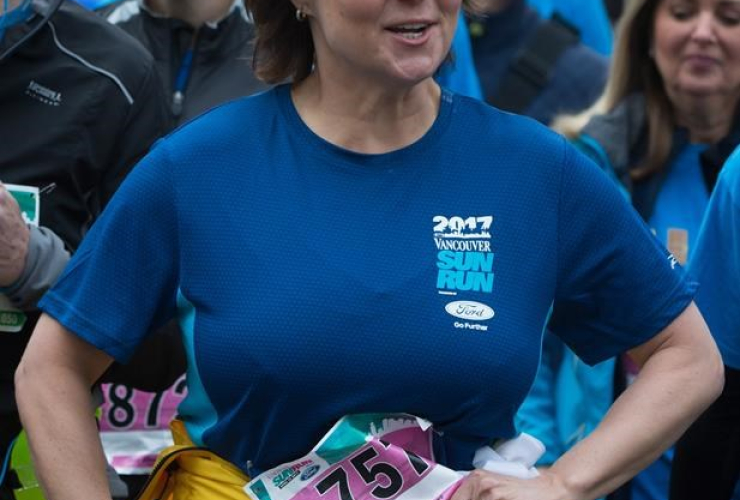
[291, 72, 441, 155]
[673, 94, 738, 144]
[145, 0, 233, 27]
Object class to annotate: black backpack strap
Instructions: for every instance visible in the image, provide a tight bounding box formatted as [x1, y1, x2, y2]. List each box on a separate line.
[488, 14, 580, 113]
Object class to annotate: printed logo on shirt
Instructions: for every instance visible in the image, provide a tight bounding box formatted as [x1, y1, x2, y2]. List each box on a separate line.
[445, 301, 495, 333]
[667, 254, 679, 270]
[444, 301, 494, 321]
[433, 216, 497, 331]
[433, 216, 495, 294]
[25, 80, 62, 106]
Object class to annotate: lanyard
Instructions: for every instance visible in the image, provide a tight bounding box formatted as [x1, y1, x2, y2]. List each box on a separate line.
[0, 0, 33, 42]
[172, 29, 200, 119]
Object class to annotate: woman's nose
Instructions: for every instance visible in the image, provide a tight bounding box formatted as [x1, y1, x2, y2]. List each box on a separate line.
[690, 11, 719, 45]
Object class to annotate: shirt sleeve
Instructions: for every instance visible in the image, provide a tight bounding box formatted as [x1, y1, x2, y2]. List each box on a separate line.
[688, 153, 740, 369]
[548, 141, 696, 365]
[38, 142, 180, 363]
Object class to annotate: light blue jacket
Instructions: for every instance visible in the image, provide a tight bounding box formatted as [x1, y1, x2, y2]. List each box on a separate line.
[436, 16, 483, 100]
[515, 333, 614, 465]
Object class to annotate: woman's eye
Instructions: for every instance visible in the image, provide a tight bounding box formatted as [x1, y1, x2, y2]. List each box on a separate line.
[718, 10, 740, 25]
[670, 7, 694, 20]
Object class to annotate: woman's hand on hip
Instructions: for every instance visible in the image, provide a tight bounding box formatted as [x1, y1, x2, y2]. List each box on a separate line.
[450, 469, 578, 500]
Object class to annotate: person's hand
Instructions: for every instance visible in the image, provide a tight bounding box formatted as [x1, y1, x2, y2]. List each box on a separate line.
[0, 183, 30, 287]
[450, 469, 579, 500]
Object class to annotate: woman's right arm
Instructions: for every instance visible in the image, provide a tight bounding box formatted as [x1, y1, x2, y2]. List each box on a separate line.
[15, 313, 114, 500]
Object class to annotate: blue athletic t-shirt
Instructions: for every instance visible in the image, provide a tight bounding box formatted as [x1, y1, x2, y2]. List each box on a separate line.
[689, 148, 740, 369]
[40, 85, 695, 475]
[649, 144, 710, 266]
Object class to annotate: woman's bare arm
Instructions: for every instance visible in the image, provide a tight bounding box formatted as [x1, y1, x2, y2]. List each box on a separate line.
[15, 314, 114, 500]
[452, 302, 724, 500]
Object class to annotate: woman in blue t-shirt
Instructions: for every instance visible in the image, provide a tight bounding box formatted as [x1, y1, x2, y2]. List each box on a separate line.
[14, 1, 724, 500]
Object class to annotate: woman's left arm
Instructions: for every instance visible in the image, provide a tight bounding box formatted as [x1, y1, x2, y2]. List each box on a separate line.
[451, 301, 724, 500]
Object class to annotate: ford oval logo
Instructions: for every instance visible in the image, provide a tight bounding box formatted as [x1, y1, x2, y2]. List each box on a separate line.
[445, 301, 495, 321]
[301, 464, 320, 481]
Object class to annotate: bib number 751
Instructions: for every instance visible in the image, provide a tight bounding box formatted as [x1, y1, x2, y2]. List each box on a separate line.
[315, 443, 430, 500]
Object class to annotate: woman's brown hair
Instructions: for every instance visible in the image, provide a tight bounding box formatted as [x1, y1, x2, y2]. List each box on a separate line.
[246, 1, 315, 84]
[553, 0, 675, 179]
[246, 0, 477, 85]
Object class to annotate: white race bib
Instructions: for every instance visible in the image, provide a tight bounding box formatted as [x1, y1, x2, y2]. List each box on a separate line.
[244, 414, 462, 500]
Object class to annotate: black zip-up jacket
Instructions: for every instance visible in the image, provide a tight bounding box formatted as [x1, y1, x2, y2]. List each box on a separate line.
[104, 0, 268, 128]
[0, 0, 167, 455]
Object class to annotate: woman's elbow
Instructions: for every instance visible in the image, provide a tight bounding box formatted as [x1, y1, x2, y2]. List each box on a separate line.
[14, 354, 44, 420]
[702, 340, 726, 406]
[643, 303, 727, 413]
[679, 304, 726, 407]
[14, 314, 97, 419]
[685, 319, 726, 414]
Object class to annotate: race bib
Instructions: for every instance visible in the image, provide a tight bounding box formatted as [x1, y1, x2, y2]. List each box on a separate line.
[245, 414, 463, 500]
[0, 184, 39, 333]
[99, 376, 188, 474]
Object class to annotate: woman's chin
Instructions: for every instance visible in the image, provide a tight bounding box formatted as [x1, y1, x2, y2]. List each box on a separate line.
[389, 58, 444, 85]
[674, 79, 731, 99]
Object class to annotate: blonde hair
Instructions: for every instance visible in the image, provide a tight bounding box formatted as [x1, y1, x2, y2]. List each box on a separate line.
[553, 0, 674, 179]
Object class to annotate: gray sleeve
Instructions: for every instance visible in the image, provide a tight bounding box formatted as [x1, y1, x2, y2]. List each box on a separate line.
[1, 225, 70, 310]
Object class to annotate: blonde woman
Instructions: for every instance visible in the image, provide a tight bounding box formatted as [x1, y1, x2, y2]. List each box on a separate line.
[556, 0, 740, 242]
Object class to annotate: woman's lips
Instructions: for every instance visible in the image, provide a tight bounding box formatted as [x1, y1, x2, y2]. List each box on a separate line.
[385, 22, 437, 46]
[684, 54, 720, 69]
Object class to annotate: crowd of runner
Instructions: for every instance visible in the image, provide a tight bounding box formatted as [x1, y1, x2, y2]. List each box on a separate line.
[1, 1, 738, 500]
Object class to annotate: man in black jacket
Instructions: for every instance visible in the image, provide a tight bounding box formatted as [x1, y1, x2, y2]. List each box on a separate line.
[0, 1, 167, 498]
[104, 0, 268, 128]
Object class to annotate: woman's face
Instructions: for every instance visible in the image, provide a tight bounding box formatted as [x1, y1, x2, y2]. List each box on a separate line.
[653, 0, 740, 101]
[299, 0, 462, 88]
